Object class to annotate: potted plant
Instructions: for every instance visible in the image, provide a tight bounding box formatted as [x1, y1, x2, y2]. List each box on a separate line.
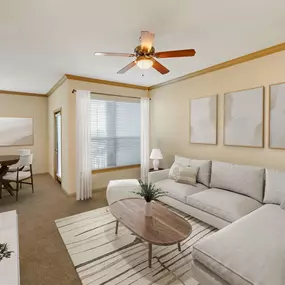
[133, 179, 166, 217]
[0, 243, 13, 262]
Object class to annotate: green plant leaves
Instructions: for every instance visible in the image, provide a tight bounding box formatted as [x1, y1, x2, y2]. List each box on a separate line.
[132, 179, 167, 202]
[0, 243, 13, 262]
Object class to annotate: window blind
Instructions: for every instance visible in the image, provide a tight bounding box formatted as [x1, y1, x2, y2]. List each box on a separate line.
[90, 96, 141, 170]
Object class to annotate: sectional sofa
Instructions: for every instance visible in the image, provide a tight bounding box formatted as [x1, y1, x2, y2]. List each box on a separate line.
[148, 155, 285, 285]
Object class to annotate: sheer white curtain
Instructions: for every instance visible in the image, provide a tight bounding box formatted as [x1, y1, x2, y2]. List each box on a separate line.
[76, 90, 92, 200]
[140, 98, 150, 182]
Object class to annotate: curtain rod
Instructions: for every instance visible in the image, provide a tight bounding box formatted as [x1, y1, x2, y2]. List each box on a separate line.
[72, 89, 150, 100]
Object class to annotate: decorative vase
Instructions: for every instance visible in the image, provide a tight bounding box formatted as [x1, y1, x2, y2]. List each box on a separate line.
[145, 201, 152, 217]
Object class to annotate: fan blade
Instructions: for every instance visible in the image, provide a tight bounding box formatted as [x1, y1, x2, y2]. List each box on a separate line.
[94, 52, 135, 57]
[140, 31, 155, 51]
[117, 61, 136, 74]
[152, 59, 169, 75]
[154, 49, 196, 58]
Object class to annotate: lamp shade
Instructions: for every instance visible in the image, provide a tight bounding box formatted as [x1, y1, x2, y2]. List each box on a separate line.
[136, 58, 153, 69]
[150, 149, 163, 160]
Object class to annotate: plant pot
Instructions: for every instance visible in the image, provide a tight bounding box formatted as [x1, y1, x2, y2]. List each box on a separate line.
[145, 201, 152, 217]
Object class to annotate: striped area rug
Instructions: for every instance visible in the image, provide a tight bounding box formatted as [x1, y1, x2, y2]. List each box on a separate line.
[55, 204, 217, 285]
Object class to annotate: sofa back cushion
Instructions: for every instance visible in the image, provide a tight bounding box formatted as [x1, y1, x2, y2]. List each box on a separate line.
[211, 161, 265, 202]
[174, 155, 191, 166]
[264, 169, 285, 205]
[174, 155, 211, 186]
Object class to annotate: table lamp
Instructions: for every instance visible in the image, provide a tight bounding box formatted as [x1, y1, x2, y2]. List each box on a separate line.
[150, 149, 163, 170]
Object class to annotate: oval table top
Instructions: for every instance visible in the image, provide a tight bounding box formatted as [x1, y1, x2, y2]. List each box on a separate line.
[109, 198, 192, 246]
[0, 155, 20, 166]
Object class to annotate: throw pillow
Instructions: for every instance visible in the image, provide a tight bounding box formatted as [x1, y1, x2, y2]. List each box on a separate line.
[175, 166, 199, 186]
[179, 166, 199, 178]
[175, 176, 197, 186]
[169, 162, 184, 180]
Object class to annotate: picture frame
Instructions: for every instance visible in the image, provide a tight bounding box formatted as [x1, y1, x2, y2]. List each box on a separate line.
[224, 86, 264, 148]
[269, 82, 285, 149]
[190, 95, 218, 145]
[0, 117, 34, 146]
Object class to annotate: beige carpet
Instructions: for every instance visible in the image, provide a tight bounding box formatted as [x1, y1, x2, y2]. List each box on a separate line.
[0, 174, 107, 285]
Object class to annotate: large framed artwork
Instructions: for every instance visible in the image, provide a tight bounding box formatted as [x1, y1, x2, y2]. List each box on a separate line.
[0, 117, 34, 146]
[269, 82, 285, 149]
[190, 95, 217, 145]
[224, 87, 264, 148]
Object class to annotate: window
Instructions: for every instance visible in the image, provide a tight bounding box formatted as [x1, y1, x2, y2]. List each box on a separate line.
[90, 96, 141, 170]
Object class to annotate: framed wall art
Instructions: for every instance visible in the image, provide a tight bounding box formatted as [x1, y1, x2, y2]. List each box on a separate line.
[190, 95, 217, 145]
[224, 87, 264, 148]
[0, 117, 34, 146]
[269, 82, 285, 149]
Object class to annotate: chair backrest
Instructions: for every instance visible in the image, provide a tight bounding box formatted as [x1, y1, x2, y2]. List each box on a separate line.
[18, 149, 31, 156]
[18, 154, 32, 167]
[29, 153, 34, 165]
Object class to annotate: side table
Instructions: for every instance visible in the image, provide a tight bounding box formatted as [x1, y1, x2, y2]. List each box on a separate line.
[149, 168, 164, 172]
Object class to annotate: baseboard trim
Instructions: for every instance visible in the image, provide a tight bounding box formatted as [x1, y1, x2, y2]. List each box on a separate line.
[92, 187, 106, 193]
[64, 188, 106, 198]
[47, 173, 71, 197]
[47, 173, 106, 197]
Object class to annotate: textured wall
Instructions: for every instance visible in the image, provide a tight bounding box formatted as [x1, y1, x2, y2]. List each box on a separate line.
[150, 51, 285, 170]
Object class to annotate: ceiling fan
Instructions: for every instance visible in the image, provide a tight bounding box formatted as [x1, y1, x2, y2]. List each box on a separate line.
[94, 31, 196, 75]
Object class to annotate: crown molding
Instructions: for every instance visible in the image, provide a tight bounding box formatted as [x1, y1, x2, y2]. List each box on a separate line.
[46, 75, 67, 97]
[149, 42, 285, 90]
[65, 74, 149, 91]
[0, 90, 46, 98]
[2, 42, 285, 97]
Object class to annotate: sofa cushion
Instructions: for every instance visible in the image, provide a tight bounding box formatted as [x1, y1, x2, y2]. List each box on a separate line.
[186, 188, 262, 223]
[175, 166, 199, 186]
[175, 175, 196, 186]
[211, 161, 265, 202]
[190, 159, 211, 187]
[169, 162, 184, 180]
[169, 163, 198, 182]
[193, 204, 285, 285]
[264, 169, 285, 205]
[174, 155, 191, 166]
[154, 178, 207, 203]
[175, 155, 211, 187]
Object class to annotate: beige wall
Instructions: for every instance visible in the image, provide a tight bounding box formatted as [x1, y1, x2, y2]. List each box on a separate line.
[47, 80, 70, 192]
[0, 94, 48, 173]
[47, 80, 147, 194]
[150, 50, 285, 170]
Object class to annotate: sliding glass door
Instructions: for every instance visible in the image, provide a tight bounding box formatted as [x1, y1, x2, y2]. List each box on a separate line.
[54, 110, 62, 183]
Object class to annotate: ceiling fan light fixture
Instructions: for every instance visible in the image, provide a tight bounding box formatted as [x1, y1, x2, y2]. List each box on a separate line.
[136, 58, 153, 70]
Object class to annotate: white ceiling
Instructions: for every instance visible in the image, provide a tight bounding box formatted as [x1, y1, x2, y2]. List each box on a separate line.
[1, 0, 285, 94]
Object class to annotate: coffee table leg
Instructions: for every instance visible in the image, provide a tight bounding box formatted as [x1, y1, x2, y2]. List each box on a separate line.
[148, 243, 152, 268]
[115, 220, 119, 234]
[178, 242, 181, 252]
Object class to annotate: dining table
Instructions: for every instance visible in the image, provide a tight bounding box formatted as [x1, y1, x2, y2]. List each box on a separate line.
[0, 155, 20, 197]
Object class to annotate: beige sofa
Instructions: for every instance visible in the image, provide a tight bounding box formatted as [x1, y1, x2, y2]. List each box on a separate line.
[149, 156, 285, 285]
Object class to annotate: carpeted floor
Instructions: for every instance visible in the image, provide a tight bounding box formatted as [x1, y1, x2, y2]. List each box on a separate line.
[0, 174, 107, 285]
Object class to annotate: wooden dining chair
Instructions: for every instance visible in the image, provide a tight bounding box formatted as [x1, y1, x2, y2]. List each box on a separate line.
[8, 149, 31, 172]
[2, 154, 34, 201]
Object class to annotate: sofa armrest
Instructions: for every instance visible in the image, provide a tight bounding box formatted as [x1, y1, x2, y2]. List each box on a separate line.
[148, 169, 170, 183]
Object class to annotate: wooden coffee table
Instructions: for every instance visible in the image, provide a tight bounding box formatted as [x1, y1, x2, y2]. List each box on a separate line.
[109, 198, 192, 268]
